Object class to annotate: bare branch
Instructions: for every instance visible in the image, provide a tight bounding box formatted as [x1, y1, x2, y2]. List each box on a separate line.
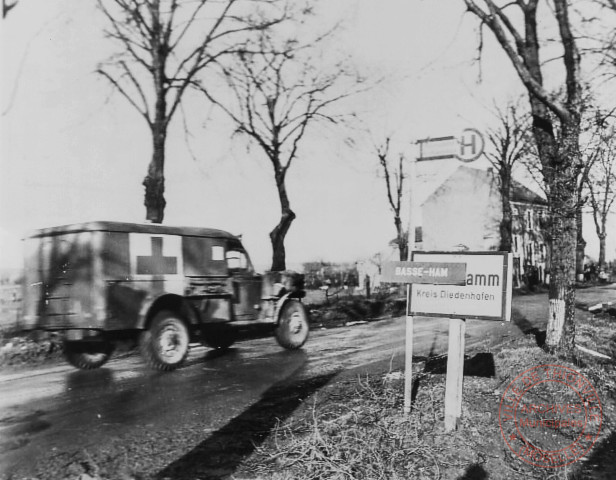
[464, 0, 571, 121]
[96, 67, 152, 127]
[2, 0, 18, 19]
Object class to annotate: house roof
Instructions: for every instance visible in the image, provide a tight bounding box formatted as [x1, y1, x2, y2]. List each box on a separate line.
[511, 181, 548, 205]
[414, 159, 462, 205]
[417, 163, 547, 206]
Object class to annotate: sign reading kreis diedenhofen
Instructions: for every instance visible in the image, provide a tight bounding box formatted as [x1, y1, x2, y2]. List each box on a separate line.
[409, 252, 513, 321]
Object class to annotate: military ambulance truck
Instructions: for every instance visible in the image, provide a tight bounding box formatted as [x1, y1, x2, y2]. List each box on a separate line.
[22, 222, 309, 371]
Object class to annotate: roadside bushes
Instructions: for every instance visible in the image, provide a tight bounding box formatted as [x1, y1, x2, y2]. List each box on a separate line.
[307, 293, 406, 328]
[0, 331, 63, 368]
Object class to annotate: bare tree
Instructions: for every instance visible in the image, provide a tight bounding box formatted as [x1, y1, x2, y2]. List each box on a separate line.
[586, 124, 616, 270]
[198, 32, 364, 271]
[463, 0, 584, 354]
[484, 100, 531, 253]
[572, 103, 608, 281]
[575, 160, 595, 282]
[375, 137, 408, 261]
[2, 0, 18, 18]
[97, 0, 283, 223]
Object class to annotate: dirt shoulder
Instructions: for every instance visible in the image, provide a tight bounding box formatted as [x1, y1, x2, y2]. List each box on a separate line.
[235, 339, 615, 479]
[231, 289, 616, 480]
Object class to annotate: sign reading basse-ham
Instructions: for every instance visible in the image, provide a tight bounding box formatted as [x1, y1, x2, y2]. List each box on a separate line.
[381, 261, 467, 285]
[409, 252, 513, 322]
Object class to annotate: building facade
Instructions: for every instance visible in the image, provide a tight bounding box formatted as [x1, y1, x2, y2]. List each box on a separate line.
[415, 165, 548, 286]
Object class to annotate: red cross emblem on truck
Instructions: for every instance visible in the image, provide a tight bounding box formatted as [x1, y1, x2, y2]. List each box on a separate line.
[136, 237, 178, 275]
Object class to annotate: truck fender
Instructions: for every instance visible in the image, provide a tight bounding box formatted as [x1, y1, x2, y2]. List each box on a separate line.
[137, 294, 199, 330]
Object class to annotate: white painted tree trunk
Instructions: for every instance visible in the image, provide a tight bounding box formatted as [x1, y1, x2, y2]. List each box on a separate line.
[546, 298, 566, 346]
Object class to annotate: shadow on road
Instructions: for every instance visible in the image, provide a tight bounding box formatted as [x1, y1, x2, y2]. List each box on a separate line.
[511, 307, 546, 347]
[156, 370, 339, 480]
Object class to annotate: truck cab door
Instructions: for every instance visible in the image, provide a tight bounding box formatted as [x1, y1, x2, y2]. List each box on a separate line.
[226, 247, 261, 320]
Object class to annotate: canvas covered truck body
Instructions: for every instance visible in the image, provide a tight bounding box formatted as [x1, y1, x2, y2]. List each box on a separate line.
[22, 222, 309, 370]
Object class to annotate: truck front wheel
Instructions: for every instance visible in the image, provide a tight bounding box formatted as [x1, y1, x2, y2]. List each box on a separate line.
[63, 340, 114, 370]
[275, 301, 309, 350]
[140, 310, 190, 371]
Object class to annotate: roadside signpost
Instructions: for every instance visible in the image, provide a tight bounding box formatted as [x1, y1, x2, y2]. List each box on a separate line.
[383, 251, 512, 431]
[399, 126, 505, 430]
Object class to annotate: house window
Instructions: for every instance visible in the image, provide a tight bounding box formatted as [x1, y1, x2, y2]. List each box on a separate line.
[415, 226, 423, 243]
[514, 236, 519, 252]
[527, 210, 534, 230]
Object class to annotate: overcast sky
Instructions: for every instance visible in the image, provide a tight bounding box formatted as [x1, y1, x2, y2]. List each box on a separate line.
[1, 0, 613, 271]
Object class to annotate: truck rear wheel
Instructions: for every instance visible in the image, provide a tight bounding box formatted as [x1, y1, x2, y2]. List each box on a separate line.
[275, 301, 309, 350]
[63, 340, 114, 370]
[140, 310, 190, 371]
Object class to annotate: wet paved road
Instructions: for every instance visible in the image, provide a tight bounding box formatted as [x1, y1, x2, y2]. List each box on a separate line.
[2, 285, 614, 479]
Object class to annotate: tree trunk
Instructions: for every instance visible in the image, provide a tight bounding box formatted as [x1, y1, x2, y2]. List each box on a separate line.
[143, 39, 167, 224]
[143, 126, 167, 223]
[598, 233, 606, 269]
[398, 236, 409, 261]
[394, 216, 408, 261]
[575, 204, 586, 282]
[499, 168, 513, 252]
[542, 121, 579, 355]
[270, 172, 296, 271]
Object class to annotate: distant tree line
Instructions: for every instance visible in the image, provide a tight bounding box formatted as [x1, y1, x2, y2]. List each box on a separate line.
[302, 262, 359, 290]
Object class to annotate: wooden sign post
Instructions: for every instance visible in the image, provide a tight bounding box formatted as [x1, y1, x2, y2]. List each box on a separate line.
[444, 317, 466, 430]
[382, 260, 467, 415]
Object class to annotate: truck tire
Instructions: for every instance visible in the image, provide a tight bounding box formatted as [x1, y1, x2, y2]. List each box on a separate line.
[140, 310, 190, 371]
[202, 324, 237, 350]
[63, 340, 114, 370]
[275, 301, 309, 350]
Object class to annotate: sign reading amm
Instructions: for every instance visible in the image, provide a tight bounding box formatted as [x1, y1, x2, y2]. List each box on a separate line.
[409, 251, 513, 321]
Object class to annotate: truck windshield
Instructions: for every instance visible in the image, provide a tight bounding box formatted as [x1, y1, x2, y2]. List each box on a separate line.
[226, 249, 251, 272]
